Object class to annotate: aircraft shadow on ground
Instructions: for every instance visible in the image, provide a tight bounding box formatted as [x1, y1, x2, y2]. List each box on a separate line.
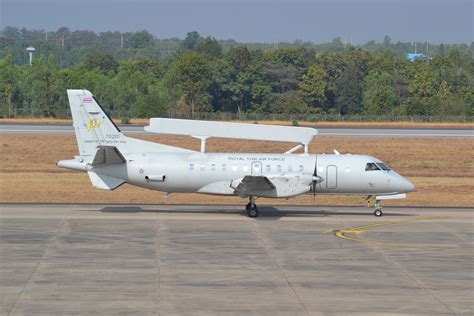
[97, 206, 413, 219]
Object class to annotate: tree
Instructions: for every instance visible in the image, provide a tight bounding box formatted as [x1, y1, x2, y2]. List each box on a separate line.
[196, 37, 222, 58]
[333, 65, 362, 115]
[405, 64, 437, 115]
[215, 47, 271, 114]
[463, 92, 474, 116]
[82, 52, 119, 74]
[265, 48, 305, 67]
[268, 91, 311, 114]
[129, 31, 154, 49]
[363, 70, 399, 115]
[170, 52, 213, 116]
[30, 54, 65, 116]
[0, 55, 17, 117]
[263, 61, 303, 94]
[299, 64, 327, 108]
[181, 31, 200, 50]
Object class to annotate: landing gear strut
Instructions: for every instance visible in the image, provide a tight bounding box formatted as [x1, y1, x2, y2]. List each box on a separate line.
[373, 200, 383, 217]
[245, 196, 259, 218]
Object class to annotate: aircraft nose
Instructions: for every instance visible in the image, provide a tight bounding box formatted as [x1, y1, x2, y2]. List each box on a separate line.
[401, 178, 416, 192]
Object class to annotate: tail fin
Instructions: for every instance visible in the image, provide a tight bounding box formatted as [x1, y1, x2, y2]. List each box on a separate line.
[67, 89, 124, 156]
[67, 89, 194, 156]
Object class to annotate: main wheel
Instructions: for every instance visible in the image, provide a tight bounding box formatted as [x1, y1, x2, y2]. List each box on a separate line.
[374, 209, 383, 217]
[247, 207, 259, 218]
[245, 203, 252, 211]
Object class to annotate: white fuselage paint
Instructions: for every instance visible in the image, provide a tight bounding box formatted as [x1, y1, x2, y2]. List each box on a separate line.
[95, 152, 412, 198]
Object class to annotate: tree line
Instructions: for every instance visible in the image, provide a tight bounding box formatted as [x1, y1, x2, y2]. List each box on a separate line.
[0, 27, 473, 119]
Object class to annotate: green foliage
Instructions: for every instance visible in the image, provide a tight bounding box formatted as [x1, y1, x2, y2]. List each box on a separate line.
[169, 52, 213, 116]
[363, 70, 399, 115]
[268, 91, 310, 114]
[463, 92, 474, 116]
[82, 52, 119, 74]
[129, 31, 154, 49]
[215, 47, 271, 114]
[299, 64, 327, 107]
[196, 37, 223, 58]
[0, 26, 472, 120]
[181, 31, 200, 51]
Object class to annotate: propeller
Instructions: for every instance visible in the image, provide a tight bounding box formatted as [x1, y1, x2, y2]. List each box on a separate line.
[311, 163, 323, 205]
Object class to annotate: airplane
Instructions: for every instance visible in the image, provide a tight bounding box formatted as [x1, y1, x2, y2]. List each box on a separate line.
[58, 90, 415, 218]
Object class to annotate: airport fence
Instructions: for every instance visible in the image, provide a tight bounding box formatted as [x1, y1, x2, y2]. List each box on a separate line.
[5, 107, 473, 123]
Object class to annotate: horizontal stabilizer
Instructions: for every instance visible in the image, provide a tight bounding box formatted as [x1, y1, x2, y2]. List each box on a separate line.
[146, 118, 317, 145]
[87, 171, 125, 190]
[92, 146, 126, 166]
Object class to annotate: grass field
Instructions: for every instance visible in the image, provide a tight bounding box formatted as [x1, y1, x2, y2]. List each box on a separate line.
[1, 133, 472, 207]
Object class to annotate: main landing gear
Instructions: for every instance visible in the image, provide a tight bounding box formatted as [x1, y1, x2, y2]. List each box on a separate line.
[373, 200, 383, 217]
[245, 196, 259, 218]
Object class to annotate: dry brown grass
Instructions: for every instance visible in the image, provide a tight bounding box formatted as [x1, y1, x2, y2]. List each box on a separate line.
[0, 134, 473, 206]
[1, 117, 472, 129]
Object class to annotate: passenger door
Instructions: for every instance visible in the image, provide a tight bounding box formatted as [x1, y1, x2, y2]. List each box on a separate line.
[326, 165, 337, 189]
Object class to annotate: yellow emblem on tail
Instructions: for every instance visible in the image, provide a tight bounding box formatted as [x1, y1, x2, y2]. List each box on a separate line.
[86, 118, 104, 131]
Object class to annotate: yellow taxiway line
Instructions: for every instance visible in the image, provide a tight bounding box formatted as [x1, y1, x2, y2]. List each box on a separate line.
[327, 216, 473, 253]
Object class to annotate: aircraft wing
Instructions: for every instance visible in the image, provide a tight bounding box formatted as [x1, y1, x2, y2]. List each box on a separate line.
[232, 175, 275, 197]
[231, 174, 313, 198]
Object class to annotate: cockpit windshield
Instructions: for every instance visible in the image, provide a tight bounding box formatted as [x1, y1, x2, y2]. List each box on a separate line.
[365, 162, 391, 171]
[365, 163, 380, 171]
[376, 163, 391, 171]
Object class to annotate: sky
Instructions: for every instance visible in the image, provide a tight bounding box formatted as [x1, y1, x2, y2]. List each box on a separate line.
[1, 0, 472, 44]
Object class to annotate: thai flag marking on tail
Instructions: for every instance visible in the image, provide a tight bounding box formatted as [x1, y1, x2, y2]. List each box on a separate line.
[82, 97, 94, 104]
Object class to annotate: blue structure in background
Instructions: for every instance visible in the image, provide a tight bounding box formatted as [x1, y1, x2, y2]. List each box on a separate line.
[406, 53, 432, 62]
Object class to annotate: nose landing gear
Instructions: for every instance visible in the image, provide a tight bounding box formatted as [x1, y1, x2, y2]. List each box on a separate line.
[245, 196, 259, 218]
[373, 200, 383, 217]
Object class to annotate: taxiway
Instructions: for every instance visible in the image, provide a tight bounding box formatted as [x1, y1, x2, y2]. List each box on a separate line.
[1, 204, 472, 315]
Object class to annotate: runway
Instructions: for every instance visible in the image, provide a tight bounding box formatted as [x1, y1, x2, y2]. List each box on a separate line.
[1, 123, 472, 137]
[1, 204, 472, 315]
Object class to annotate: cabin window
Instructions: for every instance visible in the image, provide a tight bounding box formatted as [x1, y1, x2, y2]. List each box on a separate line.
[200, 164, 205, 171]
[266, 165, 271, 172]
[277, 165, 282, 172]
[243, 165, 249, 172]
[365, 163, 380, 171]
[345, 167, 351, 173]
[299, 165, 304, 172]
[189, 163, 195, 171]
[221, 164, 227, 171]
[288, 165, 293, 172]
[232, 165, 238, 172]
[318, 166, 324, 173]
[376, 163, 390, 171]
[210, 164, 216, 171]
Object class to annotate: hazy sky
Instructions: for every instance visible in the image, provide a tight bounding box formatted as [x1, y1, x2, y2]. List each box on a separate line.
[1, 0, 472, 43]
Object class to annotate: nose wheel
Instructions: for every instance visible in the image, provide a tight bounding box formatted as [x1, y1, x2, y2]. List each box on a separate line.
[373, 200, 383, 217]
[245, 197, 259, 218]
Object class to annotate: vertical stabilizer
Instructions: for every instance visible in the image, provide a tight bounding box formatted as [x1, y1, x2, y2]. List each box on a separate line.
[66, 89, 195, 157]
[67, 89, 123, 156]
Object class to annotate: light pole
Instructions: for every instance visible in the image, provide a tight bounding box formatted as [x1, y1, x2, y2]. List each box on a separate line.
[26, 46, 36, 66]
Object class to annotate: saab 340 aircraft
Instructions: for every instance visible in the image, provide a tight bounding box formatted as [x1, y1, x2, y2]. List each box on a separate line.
[58, 90, 415, 217]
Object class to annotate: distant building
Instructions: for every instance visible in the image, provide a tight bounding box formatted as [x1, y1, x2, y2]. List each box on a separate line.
[405, 53, 432, 62]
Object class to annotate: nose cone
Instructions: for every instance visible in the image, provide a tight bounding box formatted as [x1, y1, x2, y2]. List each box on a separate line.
[401, 178, 416, 193]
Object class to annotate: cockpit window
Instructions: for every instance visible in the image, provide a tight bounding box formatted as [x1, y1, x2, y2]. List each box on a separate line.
[376, 163, 390, 171]
[365, 163, 380, 171]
